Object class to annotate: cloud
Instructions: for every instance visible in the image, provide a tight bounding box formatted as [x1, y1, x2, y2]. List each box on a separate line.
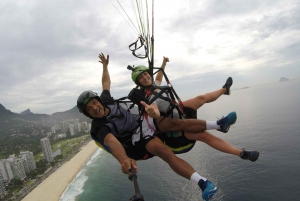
[0, 0, 299, 114]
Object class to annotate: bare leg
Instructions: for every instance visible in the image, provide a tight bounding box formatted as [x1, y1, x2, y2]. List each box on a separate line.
[183, 88, 226, 110]
[146, 137, 196, 179]
[157, 117, 207, 133]
[185, 131, 241, 156]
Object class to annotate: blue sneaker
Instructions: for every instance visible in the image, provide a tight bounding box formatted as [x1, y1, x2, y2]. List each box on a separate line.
[217, 112, 237, 133]
[199, 180, 218, 201]
[223, 77, 233, 95]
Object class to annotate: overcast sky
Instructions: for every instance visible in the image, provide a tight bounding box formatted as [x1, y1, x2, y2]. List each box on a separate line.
[1, 0, 299, 115]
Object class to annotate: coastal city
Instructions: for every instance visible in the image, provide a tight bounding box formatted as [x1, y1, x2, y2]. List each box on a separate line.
[0, 119, 92, 201]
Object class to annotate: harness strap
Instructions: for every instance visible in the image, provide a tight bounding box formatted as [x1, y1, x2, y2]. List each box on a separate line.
[146, 85, 185, 120]
[113, 95, 149, 147]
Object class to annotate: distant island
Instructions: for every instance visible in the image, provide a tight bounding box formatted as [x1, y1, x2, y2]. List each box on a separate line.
[279, 77, 290, 82]
[232, 86, 250, 91]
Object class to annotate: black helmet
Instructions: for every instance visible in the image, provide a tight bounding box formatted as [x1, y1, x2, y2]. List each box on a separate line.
[77, 90, 102, 118]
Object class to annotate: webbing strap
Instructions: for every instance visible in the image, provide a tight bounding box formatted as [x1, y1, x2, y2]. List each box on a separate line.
[113, 96, 147, 146]
[146, 85, 185, 120]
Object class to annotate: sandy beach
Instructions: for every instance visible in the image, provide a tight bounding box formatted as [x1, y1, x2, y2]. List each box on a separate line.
[22, 140, 98, 201]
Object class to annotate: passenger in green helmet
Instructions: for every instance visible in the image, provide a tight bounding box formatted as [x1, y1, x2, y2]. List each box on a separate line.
[131, 65, 151, 86]
[128, 56, 259, 170]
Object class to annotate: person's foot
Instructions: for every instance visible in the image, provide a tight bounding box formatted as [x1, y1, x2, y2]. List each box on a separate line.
[240, 149, 260, 162]
[217, 112, 237, 133]
[199, 180, 218, 201]
[223, 77, 233, 95]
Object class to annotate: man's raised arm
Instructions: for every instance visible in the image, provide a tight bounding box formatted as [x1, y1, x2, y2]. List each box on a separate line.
[155, 56, 169, 86]
[99, 53, 111, 91]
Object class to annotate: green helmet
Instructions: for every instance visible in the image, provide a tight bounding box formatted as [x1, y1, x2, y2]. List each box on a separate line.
[131, 65, 149, 85]
[77, 90, 101, 118]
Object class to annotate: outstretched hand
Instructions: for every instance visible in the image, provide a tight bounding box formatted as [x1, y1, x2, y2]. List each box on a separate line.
[99, 53, 109, 65]
[161, 56, 169, 68]
[121, 158, 138, 174]
[163, 56, 169, 64]
[140, 101, 160, 119]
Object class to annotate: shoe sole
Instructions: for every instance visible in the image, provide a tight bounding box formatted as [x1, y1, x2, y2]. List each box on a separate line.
[250, 151, 260, 162]
[203, 187, 218, 201]
[224, 77, 233, 95]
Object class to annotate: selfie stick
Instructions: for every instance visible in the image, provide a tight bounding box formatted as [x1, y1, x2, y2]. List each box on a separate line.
[128, 169, 144, 201]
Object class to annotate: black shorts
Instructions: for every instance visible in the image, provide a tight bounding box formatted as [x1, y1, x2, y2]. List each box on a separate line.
[124, 135, 157, 160]
[183, 106, 197, 119]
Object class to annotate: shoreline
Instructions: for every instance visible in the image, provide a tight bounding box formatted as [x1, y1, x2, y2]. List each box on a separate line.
[21, 140, 98, 201]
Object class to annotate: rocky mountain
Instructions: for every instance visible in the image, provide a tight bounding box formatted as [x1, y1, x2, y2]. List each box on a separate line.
[49, 106, 91, 125]
[20, 108, 34, 115]
[0, 103, 91, 128]
[0, 103, 18, 118]
[279, 77, 290, 82]
[0, 101, 138, 128]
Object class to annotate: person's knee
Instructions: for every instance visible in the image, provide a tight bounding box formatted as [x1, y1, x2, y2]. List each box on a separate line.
[147, 140, 175, 161]
[158, 146, 172, 156]
[170, 118, 184, 127]
[196, 95, 206, 102]
[158, 118, 183, 132]
[158, 148, 176, 163]
[199, 133, 215, 143]
[198, 133, 209, 142]
[186, 132, 209, 142]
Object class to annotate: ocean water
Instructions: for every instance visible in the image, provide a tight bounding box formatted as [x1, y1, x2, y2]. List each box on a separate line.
[60, 79, 300, 201]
